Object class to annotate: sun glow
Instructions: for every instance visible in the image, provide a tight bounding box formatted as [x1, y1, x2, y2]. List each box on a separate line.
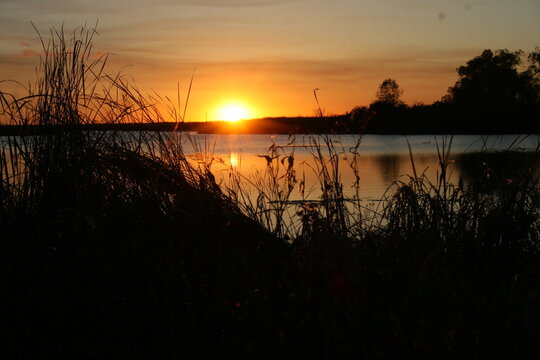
[217, 103, 251, 122]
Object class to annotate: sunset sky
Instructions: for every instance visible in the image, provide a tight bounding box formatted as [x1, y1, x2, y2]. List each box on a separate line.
[1, 0, 539, 121]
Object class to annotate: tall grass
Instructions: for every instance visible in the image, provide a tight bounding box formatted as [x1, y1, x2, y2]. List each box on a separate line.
[1, 24, 540, 359]
[0, 25, 291, 358]
[220, 133, 540, 253]
[210, 132, 540, 357]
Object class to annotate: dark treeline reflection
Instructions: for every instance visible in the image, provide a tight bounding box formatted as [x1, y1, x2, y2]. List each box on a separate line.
[374, 154, 401, 184]
[458, 151, 540, 188]
[371, 151, 539, 192]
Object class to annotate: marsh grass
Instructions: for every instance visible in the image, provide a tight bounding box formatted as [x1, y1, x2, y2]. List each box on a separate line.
[0, 25, 295, 358]
[1, 25, 540, 359]
[211, 132, 540, 358]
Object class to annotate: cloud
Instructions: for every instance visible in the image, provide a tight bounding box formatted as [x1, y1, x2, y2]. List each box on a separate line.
[173, 0, 303, 7]
[186, 54, 460, 82]
[13, 49, 39, 58]
[0, 0, 303, 15]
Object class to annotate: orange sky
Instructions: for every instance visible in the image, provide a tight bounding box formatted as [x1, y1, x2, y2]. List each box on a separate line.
[1, 0, 539, 121]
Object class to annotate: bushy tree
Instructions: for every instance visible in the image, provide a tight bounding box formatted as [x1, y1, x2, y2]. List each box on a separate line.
[374, 78, 404, 107]
[445, 49, 539, 107]
[527, 47, 540, 77]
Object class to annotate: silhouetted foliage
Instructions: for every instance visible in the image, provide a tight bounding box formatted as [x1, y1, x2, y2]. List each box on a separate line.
[527, 47, 540, 77]
[350, 49, 540, 134]
[445, 49, 540, 107]
[347, 106, 373, 133]
[373, 78, 404, 108]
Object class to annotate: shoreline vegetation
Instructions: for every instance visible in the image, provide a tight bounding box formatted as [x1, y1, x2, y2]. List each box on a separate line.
[1, 106, 539, 135]
[1, 26, 540, 358]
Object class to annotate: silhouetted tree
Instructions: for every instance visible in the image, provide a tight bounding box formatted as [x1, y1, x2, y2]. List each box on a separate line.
[445, 49, 540, 107]
[374, 78, 403, 107]
[523, 47, 540, 105]
[528, 47, 540, 77]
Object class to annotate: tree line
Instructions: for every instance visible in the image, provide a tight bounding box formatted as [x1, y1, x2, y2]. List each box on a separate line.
[346, 48, 540, 134]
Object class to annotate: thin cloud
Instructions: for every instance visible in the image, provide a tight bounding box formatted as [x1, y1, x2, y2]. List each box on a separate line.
[0, 0, 303, 14]
[185, 55, 460, 82]
[175, 0, 304, 7]
[12, 49, 39, 58]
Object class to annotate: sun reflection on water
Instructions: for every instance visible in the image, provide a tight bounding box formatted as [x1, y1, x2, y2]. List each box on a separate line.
[229, 153, 239, 168]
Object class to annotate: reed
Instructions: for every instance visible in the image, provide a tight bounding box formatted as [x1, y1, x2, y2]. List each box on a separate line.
[212, 132, 540, 357]
[0, 25, 292, 358]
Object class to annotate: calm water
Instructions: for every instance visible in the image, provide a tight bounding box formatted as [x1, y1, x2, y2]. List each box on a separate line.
[183, 134, 540, 201]
[2, 133, 538, 202]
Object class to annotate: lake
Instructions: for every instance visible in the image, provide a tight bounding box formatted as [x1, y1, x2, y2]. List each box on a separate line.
[2, 132, 538, 203]
[182, 134, 540, 201]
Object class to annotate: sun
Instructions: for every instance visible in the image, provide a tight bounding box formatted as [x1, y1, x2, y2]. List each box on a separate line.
[217, 103, 251, 122]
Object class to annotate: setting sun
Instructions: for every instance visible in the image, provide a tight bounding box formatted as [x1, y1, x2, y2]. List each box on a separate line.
[217, 103, 251, 122]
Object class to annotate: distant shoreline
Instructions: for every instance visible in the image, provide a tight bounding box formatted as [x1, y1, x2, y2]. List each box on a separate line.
[1, 111, 539, 136]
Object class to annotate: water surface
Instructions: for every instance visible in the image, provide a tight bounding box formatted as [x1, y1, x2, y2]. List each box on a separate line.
[183, 134, 539, 201]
